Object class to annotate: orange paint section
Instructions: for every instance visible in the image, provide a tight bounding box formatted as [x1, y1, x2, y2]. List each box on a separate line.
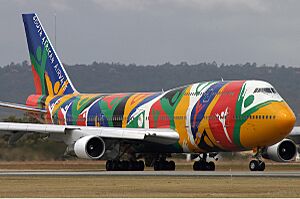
[173, 86, 196, 151]
[240, 101, 296, 149]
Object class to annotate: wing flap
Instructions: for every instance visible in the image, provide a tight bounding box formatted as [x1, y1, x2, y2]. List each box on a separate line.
[0, 101, 47, 113]
[0, 122, 179, 145]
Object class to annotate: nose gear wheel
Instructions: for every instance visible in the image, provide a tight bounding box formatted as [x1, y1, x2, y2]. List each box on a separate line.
[249, 147, 265, 171]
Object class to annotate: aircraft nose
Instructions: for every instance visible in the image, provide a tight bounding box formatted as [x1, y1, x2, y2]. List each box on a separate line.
[275, 103, 296, 137]
[240, 101, 296, 149]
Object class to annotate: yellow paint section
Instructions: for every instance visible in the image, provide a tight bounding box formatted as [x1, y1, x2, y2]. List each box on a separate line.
[240, 101, 296, 149]
[45, 95, 54, 109]
[45, 73, 54, 96]
[122, 93, 152, 127]
[57, 80, 70, 95]
[76, 94, 99, 111]
[54, 82, 60, 94]
[195, 87, 225, 151]
[173, 86, 196, 151]
[45, 72, 70, 96]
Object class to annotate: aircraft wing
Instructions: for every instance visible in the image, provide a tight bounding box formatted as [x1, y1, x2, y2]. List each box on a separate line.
[0, 122, 179, 145]
[287, 126, 300, 144]
[0, 101, 47, 113]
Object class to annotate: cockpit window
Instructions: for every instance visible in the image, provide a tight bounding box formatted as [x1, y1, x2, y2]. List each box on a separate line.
[254, 88, 277, 94]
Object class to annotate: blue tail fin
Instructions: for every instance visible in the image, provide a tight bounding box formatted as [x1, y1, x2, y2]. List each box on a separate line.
[22, 13, 77, 95]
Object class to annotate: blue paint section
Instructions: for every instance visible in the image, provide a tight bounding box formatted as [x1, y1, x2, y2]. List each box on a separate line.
[190, 81, 227, 138]
[87, 98, 109, 127]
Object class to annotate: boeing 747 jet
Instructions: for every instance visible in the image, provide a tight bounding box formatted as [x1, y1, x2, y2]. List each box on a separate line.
[0, 13, 298, 171]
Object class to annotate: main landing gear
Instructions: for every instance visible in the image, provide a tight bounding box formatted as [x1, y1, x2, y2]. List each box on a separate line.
[193, 153, 216, 171]
[106, 160, 145, 171]
[249, 148, 265, 171]
[154, 160, 176, 171]
[144, 154, 176, 171]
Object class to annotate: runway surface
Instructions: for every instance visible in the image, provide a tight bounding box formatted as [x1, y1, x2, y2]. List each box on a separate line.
[0, 170, 299, 177]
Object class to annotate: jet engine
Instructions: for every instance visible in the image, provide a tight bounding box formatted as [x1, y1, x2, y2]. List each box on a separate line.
[262, 139, 297, 162]
[74, 135, 106, 160]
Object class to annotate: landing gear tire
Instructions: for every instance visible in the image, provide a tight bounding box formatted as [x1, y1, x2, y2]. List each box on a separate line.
[138, 160, 145, 171]
[106, 160, 145, 171]
[258, 160, 265, 171]
[106, 160, 113, 171]
[207, 161, 215, 171]
[169, 160, 176, 171]
[193, 161, 215, 171]
[153, 160, 176, 171]
[249, 160, 258, 171]
[249, 160, 265, 171]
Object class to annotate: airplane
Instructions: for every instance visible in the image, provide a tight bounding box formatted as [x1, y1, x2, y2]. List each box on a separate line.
[0, 13, 298, 171]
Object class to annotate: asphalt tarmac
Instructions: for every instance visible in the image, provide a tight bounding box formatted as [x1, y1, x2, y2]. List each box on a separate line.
[0, 170, 299, 177]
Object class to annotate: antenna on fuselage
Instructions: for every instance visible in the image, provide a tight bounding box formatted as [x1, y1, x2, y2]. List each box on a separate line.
[221, 77, 224, 82]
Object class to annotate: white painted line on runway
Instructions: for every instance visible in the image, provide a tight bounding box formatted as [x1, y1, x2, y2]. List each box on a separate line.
[0, 171, 299, 177]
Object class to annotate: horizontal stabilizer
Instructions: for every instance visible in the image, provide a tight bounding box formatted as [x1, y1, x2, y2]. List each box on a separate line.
[0, 101, 47, 113]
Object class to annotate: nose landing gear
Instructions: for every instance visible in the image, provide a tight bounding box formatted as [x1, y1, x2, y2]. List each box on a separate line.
[249, 148, 265, 171]
[249, 159, 265, 171]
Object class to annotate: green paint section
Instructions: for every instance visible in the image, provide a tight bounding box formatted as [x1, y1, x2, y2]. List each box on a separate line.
[99, 96, 127, 127]
[160, 88, 187, 129]
[30, 46, 47, 95]
[126, 111, 145, 128]
[70, 96, 98, 125]
[244, 95, 254, 108]
[37, 95, 45, 109]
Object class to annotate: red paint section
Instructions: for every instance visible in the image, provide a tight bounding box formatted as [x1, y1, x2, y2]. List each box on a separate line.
[102, 93, 128, 110]
[45, 111, 52, 124]
[57, 109, 65, 125]
[32, 65, 42, 94]
[26, 95, 41, 108]
[149, 101, 170, 128]
[209, 81, 245, 150]
[77, 111, 87, 126]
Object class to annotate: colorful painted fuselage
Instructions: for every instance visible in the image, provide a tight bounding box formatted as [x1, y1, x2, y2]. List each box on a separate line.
[26, 80, 295, 154]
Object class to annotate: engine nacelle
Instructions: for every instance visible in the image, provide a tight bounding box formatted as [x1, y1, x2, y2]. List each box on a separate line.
[74, 135, 106, 160]
[262, 139, 297, 162]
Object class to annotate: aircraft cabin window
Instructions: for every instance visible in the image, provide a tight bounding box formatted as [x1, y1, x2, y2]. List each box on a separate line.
[254, 88, 277, 94]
